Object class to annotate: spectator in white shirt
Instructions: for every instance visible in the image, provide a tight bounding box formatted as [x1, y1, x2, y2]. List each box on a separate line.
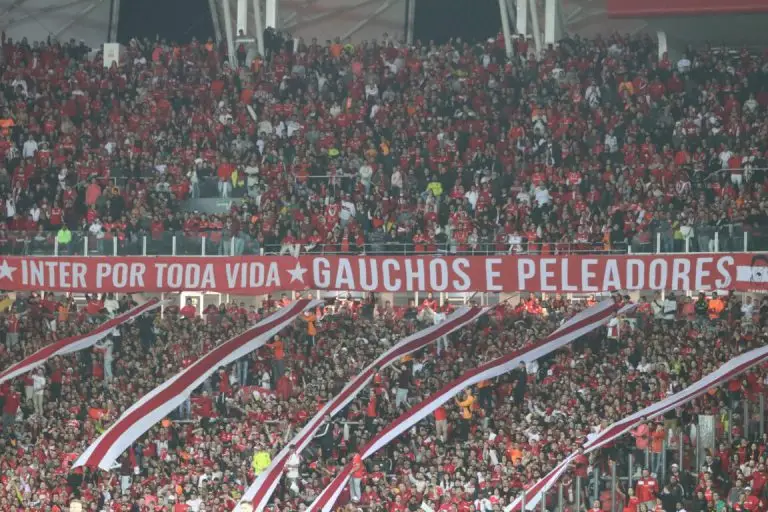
[285, 446, 301, 494]
[257, 119, 273, 135]
[718, 148, 732, 169]
[508, 232, 523, 253]
[744, 93, 759, 114]
[340, 197, 356, 226]
[390, 168, 403, 195]
[741, 296, 754, 322]
[32, 369, 46, 415]
[89, 218, 105, 253]
[533, 184, 552, 207]
[663, 293, 678, 322]
[370, 100, 381, 119]
[187, 165, 201, 198]
[186, 494, 203, 512]
[29, 205, 41, 223]
[6, 197, 15, 219]
[22, 135, 38, 159]
[104, 294, 119, 316]
[365, 82, 379, 99]
[585, 80, 601, 107]
[359, 162, 373, 194]
[97, 338, 114, 382]
[464, 186, 479, 210]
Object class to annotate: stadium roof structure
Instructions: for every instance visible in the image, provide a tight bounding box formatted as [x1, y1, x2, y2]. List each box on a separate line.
[0, 0, 116, 47]
[1, 0, 768, 58]
[568, 0, 768, 51]
[242, 0, 407, 43]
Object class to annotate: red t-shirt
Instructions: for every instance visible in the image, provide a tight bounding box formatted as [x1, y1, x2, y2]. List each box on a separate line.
[635, 478, 658, 502]
[3, 392, 19, 414]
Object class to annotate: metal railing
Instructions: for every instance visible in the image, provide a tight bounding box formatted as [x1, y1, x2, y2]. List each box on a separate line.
[0, 228, 763, 257]
[541, 392, 767, 512]
[95, 165, 768, 203]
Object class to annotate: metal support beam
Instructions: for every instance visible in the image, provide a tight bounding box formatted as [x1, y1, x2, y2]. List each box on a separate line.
[209, 0, 224, 43]
[265, 0, 277, 28]
[343, 0, 398, 40]
[53, 0, 104, 39]
[516, 0, 528, 36]
[544, 0, 561, 45]
[528, 0, 542, 58]
[221, 0, 238, 67]
[406, 0, 415, 45]
[108, 0, 120, 42]
[498, 0, 513, 58]
[253, 0, 265, 56]
[657, 31, 668, 61]
[236, 0, 248, 35]
[505, 0, 516, 32]
[557, 0, 567, 38]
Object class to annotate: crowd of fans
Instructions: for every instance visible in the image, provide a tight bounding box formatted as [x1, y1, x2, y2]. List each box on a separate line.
[1, 30, 767, 257]
[0, 289, 765, 512]
[1, 15, 768, 512]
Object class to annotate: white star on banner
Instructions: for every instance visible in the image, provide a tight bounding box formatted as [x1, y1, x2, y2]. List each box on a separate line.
[0, 260, 16, 281]
[287, 262, 308, 284]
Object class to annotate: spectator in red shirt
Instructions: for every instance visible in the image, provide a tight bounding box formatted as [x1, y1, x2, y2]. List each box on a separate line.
[636, 468, 660, 508]
[351, 453, 366, 502]
[2, 385, 19, 434]
[180, 299, 197, 319]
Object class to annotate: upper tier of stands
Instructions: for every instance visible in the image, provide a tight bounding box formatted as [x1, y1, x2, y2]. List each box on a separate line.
[0, 33, 766, 257]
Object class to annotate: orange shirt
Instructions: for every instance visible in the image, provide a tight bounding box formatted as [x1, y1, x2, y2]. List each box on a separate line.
[708, 298, 725, 319]
[267, 339, 284, 360]
[303, 313, 317, 336]
[456, 394, 474, 419]
[0, 118, 14, 136]
[506, 446, 523, 464]
[651, 429, 665, 453]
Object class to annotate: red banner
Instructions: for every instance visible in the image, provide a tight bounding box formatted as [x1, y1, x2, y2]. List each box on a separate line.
[607, 0, 768, 16]
[0, 254, 765, 293]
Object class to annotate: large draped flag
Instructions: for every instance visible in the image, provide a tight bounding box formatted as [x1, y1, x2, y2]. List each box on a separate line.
[507, 342, 768, 511]
[0, 298, 162, 384]
[239, 305, 491, 509]
[74, 298, 321, 471]
[306, 299, 633, 512]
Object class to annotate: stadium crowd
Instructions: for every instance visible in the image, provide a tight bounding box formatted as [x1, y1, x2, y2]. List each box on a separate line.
[0, 30, 767, 257]
[0, 290, 765, 512]
[1, 17, 768, 512]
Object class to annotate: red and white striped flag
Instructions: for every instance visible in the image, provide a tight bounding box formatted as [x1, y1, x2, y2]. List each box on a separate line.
[239, 306, 491, 510]
[74, 299, 321, 471]
[306, 299, 629, 512]
[0, 298, 162, 385]
[508, 342, 768, 511]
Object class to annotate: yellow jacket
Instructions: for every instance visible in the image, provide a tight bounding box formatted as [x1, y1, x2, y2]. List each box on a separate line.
[456, 394, 474, 419]
[252, 450, 271, 474]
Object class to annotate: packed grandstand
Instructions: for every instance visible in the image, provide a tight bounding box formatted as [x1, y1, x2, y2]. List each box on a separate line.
[0, 11, 767, 512]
